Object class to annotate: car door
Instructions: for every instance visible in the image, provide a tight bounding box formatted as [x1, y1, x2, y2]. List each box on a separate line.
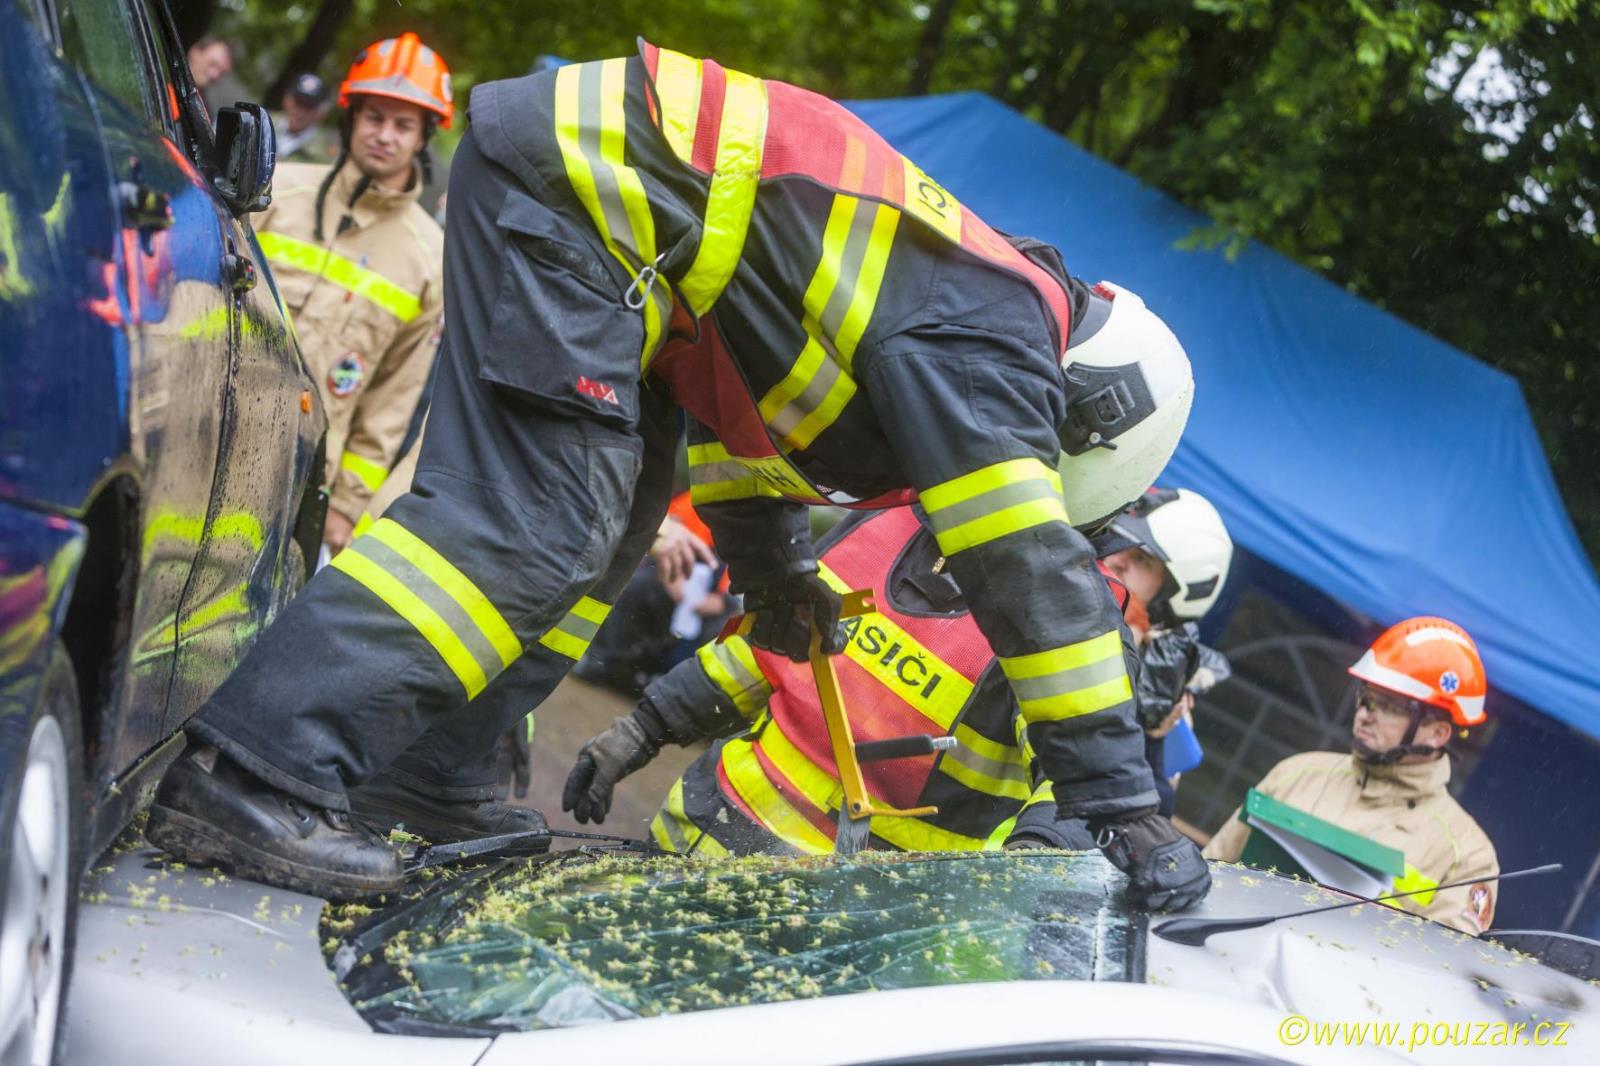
[134, 0, 325, 726]
[49, 0, 232, 773]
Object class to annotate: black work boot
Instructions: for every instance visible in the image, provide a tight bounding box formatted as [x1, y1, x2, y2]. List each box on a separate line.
[146, 747, 405, 900]
[349, 773, 550, 849]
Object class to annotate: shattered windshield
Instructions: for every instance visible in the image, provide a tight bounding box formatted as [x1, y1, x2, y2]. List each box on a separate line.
[333, 851, 1136, 1033]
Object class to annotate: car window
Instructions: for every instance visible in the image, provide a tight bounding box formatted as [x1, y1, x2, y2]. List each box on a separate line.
[134, 0, 182, 131]
[331, 852, 1134, 1034]
[55, 0, 162, 124]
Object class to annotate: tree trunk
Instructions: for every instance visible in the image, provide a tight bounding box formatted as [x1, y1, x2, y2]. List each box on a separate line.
[265, 0, 356, 105]
[906, 0, 961, 95]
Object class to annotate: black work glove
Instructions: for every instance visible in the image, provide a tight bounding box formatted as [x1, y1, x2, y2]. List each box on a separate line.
[562, 701, 669, 825]
[741, 571, 845, 663]
[1087, 805, 1212, 912]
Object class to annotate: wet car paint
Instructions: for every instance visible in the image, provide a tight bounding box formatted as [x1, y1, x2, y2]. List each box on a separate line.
[1, 0, 324, 887]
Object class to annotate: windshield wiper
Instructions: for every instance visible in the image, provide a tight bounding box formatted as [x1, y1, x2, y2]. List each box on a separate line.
[404, 828, 669, 873]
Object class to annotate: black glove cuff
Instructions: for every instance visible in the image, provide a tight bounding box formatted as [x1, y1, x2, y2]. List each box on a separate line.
[1084, 804, 1159, 837]
[630, 700, 670, 753]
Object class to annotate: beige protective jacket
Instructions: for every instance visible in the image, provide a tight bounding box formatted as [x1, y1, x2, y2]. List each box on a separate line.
[255, 160, 443, 524]
[1204, 751, 1500, 934]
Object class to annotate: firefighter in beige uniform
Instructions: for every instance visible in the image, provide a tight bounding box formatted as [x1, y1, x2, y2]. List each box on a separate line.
[1205, 617, 1500, 934]
[255, 33, 450, 554]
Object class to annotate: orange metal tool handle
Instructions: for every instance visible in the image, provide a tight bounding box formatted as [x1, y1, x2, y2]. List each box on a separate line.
[809, 588, 939, 822]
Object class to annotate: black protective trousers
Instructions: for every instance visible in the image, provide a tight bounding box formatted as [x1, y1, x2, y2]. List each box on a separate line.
[189, 132, 676, 808]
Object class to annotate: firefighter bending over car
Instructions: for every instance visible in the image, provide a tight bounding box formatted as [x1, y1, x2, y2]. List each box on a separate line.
[149, 42, 1210, 912]
[1205, 618, 1501, 933]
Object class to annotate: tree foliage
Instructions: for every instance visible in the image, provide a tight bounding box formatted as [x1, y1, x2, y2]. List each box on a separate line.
[208, 0, 1600, 561]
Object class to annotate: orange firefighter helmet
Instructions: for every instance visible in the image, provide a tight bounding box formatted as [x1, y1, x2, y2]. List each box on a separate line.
[1348, 616, 1487, 728]
[339, 32, 453, 128]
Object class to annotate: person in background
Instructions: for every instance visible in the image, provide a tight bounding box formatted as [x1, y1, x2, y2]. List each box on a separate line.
[250, 34, 449, 559]
[1101, 488, 1234, 815]
[186, 34, 233, 90]
[186, 34, 234, 117]
[271, 72, 336, 163]
[1204, 617, 1500, 934]
[574, 493, 730, 697]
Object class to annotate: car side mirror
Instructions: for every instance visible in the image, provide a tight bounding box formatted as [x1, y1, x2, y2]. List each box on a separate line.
[212, 103, 276, 215]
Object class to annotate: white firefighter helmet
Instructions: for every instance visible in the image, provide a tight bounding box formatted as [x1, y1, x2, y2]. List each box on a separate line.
[1056, 281, 1194, 531]
[1112, 487, 1233, 619]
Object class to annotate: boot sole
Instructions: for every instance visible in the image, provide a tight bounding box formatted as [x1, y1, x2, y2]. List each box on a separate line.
[146, 805, 404, 901]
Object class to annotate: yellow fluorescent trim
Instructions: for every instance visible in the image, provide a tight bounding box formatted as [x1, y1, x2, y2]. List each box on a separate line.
[570, 596, 613, 626]
[653, 49, 703, 162]
[678, 68, 767, 314]
[256, 231, 420, 321]
[330, 549, 487, 697]
[920, 458, 1061, 512]
[340, 451, 388, 493]
[1000, 630, 1124, 679]
[931, 497, 1070, 555]
[366, 519, 521, 669]
[538, 629, 588, 660]
[720, 740, 834, 854]
[687, 440, 735, 465]
[833, 203, 900, 367]
[1016, 675, 1134, 722]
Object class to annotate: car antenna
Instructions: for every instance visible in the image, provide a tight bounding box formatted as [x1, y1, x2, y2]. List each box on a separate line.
[1152, 863, 1562, 947]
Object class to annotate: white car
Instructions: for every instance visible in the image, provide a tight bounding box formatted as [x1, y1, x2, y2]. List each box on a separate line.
[65, 846, 1597, 1065]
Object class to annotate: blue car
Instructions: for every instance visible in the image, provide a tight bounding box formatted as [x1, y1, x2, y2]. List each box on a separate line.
[0, 0, 325, 1059]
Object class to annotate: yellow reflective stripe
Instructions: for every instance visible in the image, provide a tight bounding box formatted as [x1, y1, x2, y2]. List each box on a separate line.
[1001, 630, 1132, 722]
[938, 723, 1030, 801]
[697, 636, 772, 719]
[351, 512, 375, 539]
[984, 817, 1017, 850]
[340, 451, 387, 493]
[686, 441, 815, 504]
[330, 548, 488, 697]
[827, 200, 900, 369]
[553, 61, 668, 366]
[256, 231, 420, 322]
[686, 441, 780, 505]
[1387, 863, 1440, 909]
[756, 194, 899, 452]
[679, 68, 766, 315]
[653, 50, 702, 162]
[921, 458, 1069, 555]
[720, 738, 835, 855]
[366, 520, 522, 669]
[757, 720, 986, 853]
[813, 562, 974, 729]
[539, 595, 613, 660]
[652, 778, 732, 856]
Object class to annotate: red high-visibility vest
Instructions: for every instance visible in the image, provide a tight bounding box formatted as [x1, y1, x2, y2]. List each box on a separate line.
[710, 508, 1129, 851]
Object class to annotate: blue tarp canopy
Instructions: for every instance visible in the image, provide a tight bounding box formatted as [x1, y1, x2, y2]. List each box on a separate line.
[849, 93, 1600, 738]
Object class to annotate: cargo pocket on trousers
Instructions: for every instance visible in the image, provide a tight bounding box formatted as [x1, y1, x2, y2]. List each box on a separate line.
[480, 189, 644, 430]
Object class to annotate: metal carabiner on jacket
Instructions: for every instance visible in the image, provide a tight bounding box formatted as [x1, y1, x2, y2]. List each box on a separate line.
[624, 252, 668, 310]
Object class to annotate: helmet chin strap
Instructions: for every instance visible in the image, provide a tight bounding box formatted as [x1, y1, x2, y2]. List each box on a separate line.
[1353, 703, 1446, 765]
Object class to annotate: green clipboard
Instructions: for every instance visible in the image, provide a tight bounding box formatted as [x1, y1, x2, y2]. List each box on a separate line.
[1238, 789, 1405, 887]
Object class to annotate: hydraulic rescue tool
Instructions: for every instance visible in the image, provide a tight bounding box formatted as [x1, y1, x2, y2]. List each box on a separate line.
[803, 589, 957, 856]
